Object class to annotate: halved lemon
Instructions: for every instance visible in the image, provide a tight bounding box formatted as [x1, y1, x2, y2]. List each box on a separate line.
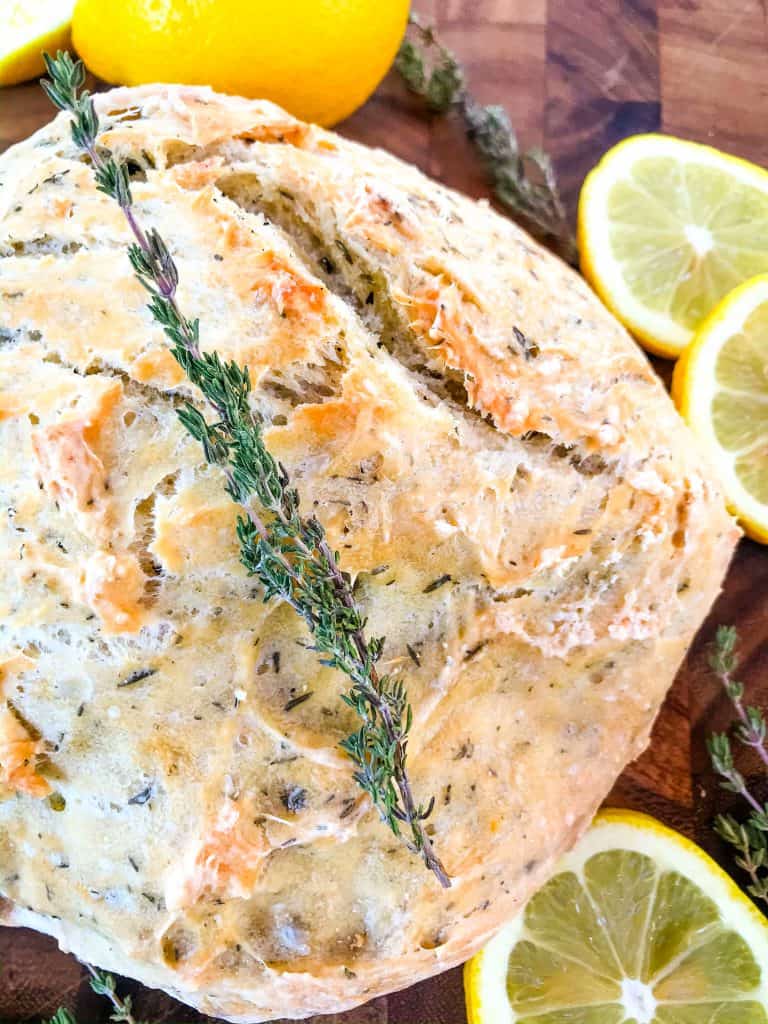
[579, 134, 768, 358]
[0, 0, 74, 88]
[465, 809, 768, 1024]
[672, 274, 768, 543]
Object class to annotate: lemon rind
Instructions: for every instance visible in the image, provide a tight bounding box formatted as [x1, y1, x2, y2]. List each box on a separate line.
[0, 2, 74, 88]
[465, 808, 768, 1023]
[673, 274, 768, 543]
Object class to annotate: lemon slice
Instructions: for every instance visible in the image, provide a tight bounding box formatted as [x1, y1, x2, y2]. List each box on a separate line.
[579, 134, 768, 358]
[672, 274, 768, 543]
[465, 809, 768, 1024]
[0, 0, 74, 88]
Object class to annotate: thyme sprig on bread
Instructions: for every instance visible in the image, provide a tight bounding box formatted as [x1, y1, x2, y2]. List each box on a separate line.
[396, 14, 576, 264]
[41, 52, 449, 887]
[708, 626, 768, 907]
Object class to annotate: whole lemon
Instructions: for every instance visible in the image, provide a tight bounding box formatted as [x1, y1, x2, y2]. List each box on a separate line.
[72, 0, 410, 126]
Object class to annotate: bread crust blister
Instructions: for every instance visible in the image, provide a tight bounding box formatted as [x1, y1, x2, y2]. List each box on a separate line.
[0, 86, 738, 1021]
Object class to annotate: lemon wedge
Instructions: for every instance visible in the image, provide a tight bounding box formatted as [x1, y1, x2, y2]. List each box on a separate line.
[672, 274, 768, 543]
[465, 809, 768, 1024]
[0, 0, 74, 88]
[579, 134, 768, 358]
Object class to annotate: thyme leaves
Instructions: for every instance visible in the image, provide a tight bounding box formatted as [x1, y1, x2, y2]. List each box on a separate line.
[42, 52, 448, 887]
[708, 626, 768, 909]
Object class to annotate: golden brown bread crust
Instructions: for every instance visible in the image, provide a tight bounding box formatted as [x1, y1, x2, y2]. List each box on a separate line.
[0, 86, 738, 1020]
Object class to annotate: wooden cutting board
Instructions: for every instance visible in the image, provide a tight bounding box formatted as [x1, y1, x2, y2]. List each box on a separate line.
[1, 1, 768, 1021]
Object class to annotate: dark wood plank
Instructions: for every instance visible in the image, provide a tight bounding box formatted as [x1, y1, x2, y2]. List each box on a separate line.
[0, 81, 53, 151]
[0, 930, 84, 1022]
[545, 0, 661, 212]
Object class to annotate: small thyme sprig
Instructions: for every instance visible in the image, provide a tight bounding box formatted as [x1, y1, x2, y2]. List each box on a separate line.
[87, 967, 142, 1024]
[395, 16, 465, 113]
[48, 1012, 77, 1024]
[41, 52, 448, 887]
[712, 814, 768, 906]
[710, 625, 768, 767]
[708, 625, 768, 909]
[47, 968, 142, 1024]
[708, 732, 763, 813]
[395, 15, 577, 265]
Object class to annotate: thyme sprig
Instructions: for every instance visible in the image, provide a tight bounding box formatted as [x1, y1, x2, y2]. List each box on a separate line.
[47, 968, 142, 1024]
[396, 15, 577, 265]
[41, 52, 448, 887]
[707, 625, 768, 908]
[86, 967, 142, 1024]
[395, 16, 465, 114]
[709, 625, 768, 767]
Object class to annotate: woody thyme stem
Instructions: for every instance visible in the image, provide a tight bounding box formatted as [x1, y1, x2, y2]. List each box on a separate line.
[41, 51, 449, 887]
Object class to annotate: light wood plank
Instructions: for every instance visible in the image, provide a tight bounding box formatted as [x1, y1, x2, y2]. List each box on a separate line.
[659, 0, 768, 164]
[429, 7, 547, 199]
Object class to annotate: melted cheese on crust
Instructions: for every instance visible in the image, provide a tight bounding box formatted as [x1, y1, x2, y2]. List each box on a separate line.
[0, 708, 50, 798]
[77, 551, 147, 634]
[167, 798, 271, 908]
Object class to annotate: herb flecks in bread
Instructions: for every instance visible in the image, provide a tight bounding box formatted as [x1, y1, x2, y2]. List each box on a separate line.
[42, 52, 448, 888]
[0, 66, 737, 1022]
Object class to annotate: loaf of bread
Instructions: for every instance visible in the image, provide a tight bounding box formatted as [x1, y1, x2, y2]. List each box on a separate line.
[0, 86, 738, 1021]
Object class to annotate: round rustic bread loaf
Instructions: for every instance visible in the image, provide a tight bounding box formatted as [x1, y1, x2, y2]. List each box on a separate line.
[0, 86, 738, 1021]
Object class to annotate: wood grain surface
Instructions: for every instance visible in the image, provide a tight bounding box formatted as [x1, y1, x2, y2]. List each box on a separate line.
[1, 1, 768, 1021]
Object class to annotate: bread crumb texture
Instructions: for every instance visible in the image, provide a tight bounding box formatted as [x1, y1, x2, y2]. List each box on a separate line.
[0, 86, 738, 1021]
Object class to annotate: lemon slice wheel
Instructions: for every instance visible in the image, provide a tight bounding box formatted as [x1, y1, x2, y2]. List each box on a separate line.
[465, 809, 768, 1024]
[672, 273, 768, 543]
[0, 0, 74, 88]
[579, 134, 768, 358]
